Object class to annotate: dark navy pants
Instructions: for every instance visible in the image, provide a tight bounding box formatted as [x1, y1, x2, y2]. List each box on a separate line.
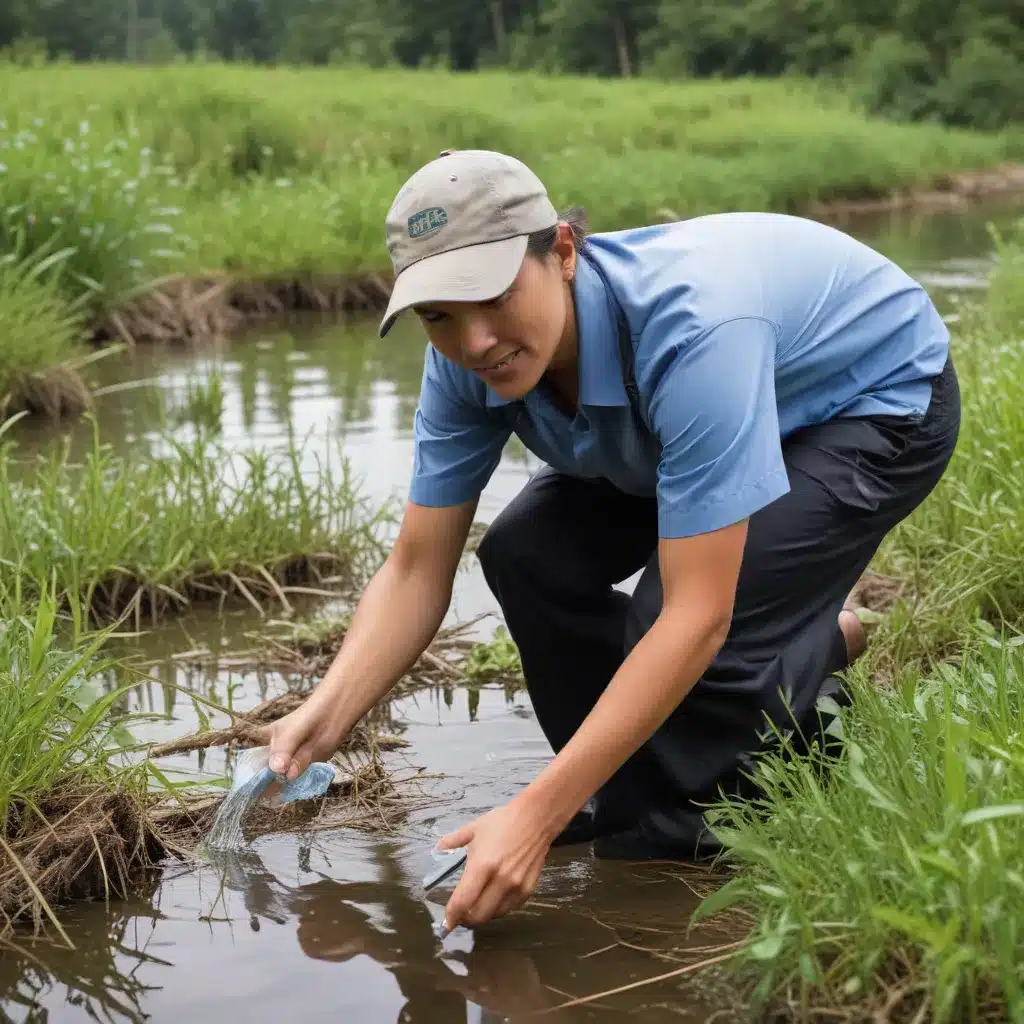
[477, 356, 961, 860]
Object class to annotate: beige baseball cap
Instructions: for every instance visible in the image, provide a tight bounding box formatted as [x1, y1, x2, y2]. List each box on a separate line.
[378, 149, 558, 338]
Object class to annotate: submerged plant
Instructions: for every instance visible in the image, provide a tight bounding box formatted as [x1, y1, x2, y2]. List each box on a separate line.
[463, 626, 523, 685]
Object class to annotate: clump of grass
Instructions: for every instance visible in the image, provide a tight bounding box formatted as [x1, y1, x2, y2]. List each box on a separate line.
[697, 631, 1024, 1023]
[0, 237, 91, 420]
[462, 625, 523, 686]
[165, 365, 225, 434]
[0, 420, 392, 627]
[0, 585, 157, 942]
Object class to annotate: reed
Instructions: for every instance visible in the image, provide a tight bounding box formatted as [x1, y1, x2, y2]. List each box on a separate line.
[0, 238, 91, 419]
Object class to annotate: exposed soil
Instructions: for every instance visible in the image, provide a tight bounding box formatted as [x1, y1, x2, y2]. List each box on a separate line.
[92, 271, 395, 347]
[810, 162, 1024, 217]
[1, 783, 163, 939]
[847, 570, 908, 615]
[1, 364, 91, 423]
[72, 552, 366, 631]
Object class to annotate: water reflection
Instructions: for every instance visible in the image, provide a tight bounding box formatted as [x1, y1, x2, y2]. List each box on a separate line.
[0, 829, 729, 1024]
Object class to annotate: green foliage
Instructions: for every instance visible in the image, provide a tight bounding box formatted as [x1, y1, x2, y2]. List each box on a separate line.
[0, 111, 188, 311]
[859, 227, 1024, 677]
[0, 585, 144, 830]
[463, 626, 523, 684]
[0, 238, 87, 413]
[987, 219, 1024, 336]
[699, 633, 1024, 1021]
[3, 0, 1021, 129]
[3, 65, 1014, 284]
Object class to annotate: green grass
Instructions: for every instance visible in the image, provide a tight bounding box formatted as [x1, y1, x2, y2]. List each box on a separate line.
[0, 420, 392, 627]
[1, 64, 1022, 288]
[987, 218, 1024, 337]
[0, 239, 91, 418]
[0, 110, 187, 313]
[0, 584, 153, 942]
[699, 633, 1024, 1023]
[850, 222, 1024, 680]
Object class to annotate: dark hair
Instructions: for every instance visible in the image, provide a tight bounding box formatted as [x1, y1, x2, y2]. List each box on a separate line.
[526, 206, 590, 259]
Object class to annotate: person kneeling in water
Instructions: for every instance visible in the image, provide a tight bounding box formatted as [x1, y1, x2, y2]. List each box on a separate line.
[267, 150, 961, 934]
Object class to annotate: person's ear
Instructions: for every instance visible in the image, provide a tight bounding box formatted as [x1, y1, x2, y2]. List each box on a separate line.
[554, 223, 577, 282]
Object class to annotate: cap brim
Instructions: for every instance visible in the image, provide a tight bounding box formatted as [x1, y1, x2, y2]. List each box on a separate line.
[378, 235, 528, 338]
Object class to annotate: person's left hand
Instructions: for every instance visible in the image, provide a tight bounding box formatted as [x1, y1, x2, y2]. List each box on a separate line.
[436, 798, 555, 934]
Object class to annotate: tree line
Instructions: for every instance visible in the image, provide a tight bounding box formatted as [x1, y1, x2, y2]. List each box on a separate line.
[2, 0, 1022, 129]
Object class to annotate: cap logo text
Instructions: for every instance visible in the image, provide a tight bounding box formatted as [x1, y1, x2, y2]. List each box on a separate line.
[408, 207, 448, 240]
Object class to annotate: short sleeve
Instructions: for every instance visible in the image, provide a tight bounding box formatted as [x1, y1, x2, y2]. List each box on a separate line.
[408, 346, 512, 508]
[641, 317, 790, 539]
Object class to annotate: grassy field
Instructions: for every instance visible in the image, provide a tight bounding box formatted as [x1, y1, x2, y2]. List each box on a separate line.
[0, 63, 1020, 413]
[698, 232, 1024, 1022]
[1, 64, 1022, 303]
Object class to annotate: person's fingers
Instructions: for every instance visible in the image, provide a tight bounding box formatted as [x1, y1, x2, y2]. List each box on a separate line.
[436, 821, 474, 852]
[269, 730, 313, 779]
[462, 876, 514, 929]
[494, 889, 524, 920]
[444, 855, 492, 932]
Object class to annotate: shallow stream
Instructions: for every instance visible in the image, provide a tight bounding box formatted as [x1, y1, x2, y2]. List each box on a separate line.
[1, 197, 1020, 1022]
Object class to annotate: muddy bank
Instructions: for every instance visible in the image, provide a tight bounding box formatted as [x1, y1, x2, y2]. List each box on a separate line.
[94, 271, 396, 347]
[811, 161, 1024, 217]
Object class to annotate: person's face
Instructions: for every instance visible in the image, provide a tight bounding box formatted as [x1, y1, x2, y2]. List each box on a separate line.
[413, 224, 578, 401]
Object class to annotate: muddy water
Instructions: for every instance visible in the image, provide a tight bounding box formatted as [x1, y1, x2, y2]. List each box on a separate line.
[1, 198, 1020, 1022]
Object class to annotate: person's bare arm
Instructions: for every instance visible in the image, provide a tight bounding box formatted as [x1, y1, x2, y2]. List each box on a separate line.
[268, 498, 478, 778]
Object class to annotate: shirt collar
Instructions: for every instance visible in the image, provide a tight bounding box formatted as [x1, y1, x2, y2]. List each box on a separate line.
[485, 252, 630, 409]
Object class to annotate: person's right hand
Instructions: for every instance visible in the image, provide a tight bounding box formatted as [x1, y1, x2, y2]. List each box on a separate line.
[266, 700, 344, 780]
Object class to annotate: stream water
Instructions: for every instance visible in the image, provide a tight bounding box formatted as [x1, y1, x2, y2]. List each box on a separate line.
[0, 197, 1020, 1023]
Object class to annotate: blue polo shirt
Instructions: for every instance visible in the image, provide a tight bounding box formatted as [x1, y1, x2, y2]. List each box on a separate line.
[408, 212, 949, 538]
